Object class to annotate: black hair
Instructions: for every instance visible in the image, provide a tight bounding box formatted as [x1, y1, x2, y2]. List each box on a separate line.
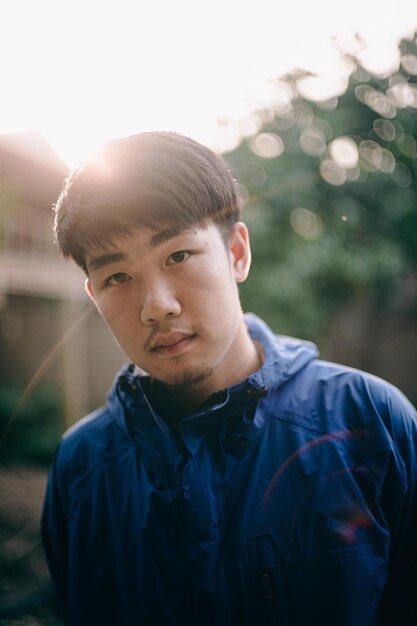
[53, 131, 242, 272]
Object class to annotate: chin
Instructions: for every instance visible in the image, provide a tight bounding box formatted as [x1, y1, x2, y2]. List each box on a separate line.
[159, 366, 214, 389]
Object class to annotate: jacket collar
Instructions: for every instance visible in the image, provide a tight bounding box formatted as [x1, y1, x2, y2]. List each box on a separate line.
[244, 313, 318, 392]
[106, 313, 318, 443]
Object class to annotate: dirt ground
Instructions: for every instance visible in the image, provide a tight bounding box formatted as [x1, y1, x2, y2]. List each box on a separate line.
[0, 465, 63, 625]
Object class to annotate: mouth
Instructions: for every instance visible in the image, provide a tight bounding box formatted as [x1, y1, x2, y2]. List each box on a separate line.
[150, 333, 196, 356]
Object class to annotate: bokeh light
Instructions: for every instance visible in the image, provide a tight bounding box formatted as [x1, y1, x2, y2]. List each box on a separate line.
[300, 128, 327, 156]
[329, 137, 359, 169]
[249, 133, 285, 159]
[319, 159, 347, 185]
[290, 208, 323, 239]
[401, 53, 417, 74]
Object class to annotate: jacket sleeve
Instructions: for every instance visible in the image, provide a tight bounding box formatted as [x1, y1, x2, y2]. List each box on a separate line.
[41, 445, 69, 619]
[376, 385, 417, 624]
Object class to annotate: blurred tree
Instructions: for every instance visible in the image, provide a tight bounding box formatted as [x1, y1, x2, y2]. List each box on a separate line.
[224, 35, 417, 397]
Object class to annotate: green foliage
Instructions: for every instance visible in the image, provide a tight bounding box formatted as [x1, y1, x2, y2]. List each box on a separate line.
[225, 36, 417, 339]
[0, 384, 63, 465]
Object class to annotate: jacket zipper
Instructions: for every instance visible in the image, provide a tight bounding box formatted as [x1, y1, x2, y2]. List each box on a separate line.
[181, 459, 191, 501]
[260, 570, 279, 626]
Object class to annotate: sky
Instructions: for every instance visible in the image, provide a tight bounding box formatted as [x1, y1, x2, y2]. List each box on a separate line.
[1, 0, 417, 167]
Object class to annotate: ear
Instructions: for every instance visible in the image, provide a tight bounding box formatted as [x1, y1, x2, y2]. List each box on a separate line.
[85, 277, 97, 305]
[228, 221, 251, 283]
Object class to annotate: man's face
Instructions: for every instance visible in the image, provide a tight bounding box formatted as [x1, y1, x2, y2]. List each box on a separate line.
[85, 222, 252, 396]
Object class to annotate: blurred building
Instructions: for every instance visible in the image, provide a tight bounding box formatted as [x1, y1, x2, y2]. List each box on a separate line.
[0, 133, 125, 430]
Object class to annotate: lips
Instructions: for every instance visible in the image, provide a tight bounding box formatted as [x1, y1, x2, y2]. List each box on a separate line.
[149, 332, 196, 356]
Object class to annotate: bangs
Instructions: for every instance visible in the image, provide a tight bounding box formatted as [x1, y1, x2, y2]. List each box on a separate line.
[54, 132, 242, 272]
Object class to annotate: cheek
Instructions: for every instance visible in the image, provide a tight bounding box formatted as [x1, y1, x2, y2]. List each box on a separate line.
[188, 257, 233, 289]
[186, 276, 231, 311]
[96, 298, 133, 333]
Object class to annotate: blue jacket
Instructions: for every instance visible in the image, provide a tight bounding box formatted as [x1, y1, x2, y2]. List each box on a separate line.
[42, 314, 417, 625]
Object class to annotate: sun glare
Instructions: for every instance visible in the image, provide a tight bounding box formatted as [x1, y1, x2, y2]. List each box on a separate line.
[0, 0, 416, 166]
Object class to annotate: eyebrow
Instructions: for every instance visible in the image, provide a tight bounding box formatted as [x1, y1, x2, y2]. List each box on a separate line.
[87, 252, 127, 272]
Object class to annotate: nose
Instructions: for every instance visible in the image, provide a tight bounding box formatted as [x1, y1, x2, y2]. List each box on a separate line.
[140, 279, 181, 325]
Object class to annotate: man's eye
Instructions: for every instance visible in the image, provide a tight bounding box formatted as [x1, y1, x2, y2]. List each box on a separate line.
[104, 273, 131, 287]
[167, 251, 190, 265]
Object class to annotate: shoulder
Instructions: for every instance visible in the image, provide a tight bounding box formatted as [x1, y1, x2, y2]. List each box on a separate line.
[269, 357, 417, 443]
[61, 405, 115, 447]
[53, 405, 131, 484]
[314, 359, 416, 430]
[63, 405, 111, 438]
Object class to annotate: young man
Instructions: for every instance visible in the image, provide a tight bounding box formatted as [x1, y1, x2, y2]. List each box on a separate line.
[42, 132, 417, 626]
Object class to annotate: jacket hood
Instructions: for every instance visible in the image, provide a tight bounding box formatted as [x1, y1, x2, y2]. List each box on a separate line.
[106, 313, 318, 437]
[244, 313, 318, 393]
